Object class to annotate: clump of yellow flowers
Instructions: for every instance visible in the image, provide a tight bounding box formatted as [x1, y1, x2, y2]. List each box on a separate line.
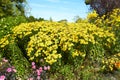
[0, 20, 115, 65]
[101, 53, 120, 71]
[86, 8, 120, 72]
[88, 8, 120, 30]
[87, 10, 98, 22]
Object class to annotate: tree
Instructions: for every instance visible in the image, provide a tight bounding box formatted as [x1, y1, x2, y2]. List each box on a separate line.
[58, 19, 67, 23]
[85, 0, 120, 16]
[27, 16, 37, 22]
[74, 16, 83, 23]
[26, 16, 45, 22]
[0, 0, 27, 18]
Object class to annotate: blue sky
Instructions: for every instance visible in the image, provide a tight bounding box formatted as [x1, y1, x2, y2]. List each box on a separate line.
[27, 0, 90, 22]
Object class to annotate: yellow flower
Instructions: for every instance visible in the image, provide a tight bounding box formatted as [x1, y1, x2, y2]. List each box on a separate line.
[87, 11, 98, 20]
[109, 66, 113, 71]
[80, 39, 88, 44]
[1, 20, 114, 65]
[72, 50, 79, 58]
[29, 57, 34, 60]
[35, 52, 39, 57]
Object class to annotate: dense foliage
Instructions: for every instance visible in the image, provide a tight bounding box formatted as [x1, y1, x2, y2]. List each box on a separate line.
[0, 0, 27, 18]
[0, 7, 120, 79]
[87, 8, 120, 53]
[87, 8, 120, 72]
[0, 21, 115, 64]
[0, 16, 29, 79]
[0, 16, 28, 39]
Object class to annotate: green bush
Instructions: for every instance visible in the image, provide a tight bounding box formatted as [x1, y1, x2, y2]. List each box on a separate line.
[0, 16, 29, 79]
[0, 16, 28, 39]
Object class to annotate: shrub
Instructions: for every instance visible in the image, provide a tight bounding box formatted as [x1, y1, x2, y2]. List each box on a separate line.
[0, 21, 115, 67]
[0, 16, 29, 79]
[0, 58, 17, 80]
[28, 62, 50, 80]
[87, 8, 120, 72]
[87, 8, 120, 54]
[0, 16, 27, 39]
[101, 53, 120, 72]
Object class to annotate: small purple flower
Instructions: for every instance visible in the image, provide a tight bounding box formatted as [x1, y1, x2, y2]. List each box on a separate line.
[44, 66, 48, 70]
[2, 58, 8, 62]
[11, 66, 15, 69]
[32, 65, 36, 69]
[13, 69, 17, 72]
[37, 76, 41, 80]
[27, 78, 33, 80]
[47, 66, 50, 70]
[6, 68, 12, 72]
[32, 62, 35, 66]
[36, 69, 41, 76]
[39, 67, 42, 70]
[0, 75, 5, 80]
[39, 67, 43, 73]
[39, 69, 43, 73]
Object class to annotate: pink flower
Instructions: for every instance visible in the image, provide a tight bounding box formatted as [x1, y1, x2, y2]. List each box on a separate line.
[32, 65, 36, 69]
[44, 66, 48, 70]
[39, 69, 43, 73]
[11, 66, 15, 69]
[0, 75, 5, 80]
[27, 78, 33, 80]
[36, 69, 41, 76]
[39, 67, 42, 70]
[39, 67, 43, 73]
[6, 68, 12, 72]
[47, 66, 50, 70]
[32, 62, 35, 66]
[13, 69, 17, 72]
[37, 76, 41, 80]
[2, 58, 8, 62]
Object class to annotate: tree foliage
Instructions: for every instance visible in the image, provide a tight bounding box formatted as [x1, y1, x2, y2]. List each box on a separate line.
[26, 16, 45, 22]
[0, 0, 27, 18]
[85, 0, 120, 16]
